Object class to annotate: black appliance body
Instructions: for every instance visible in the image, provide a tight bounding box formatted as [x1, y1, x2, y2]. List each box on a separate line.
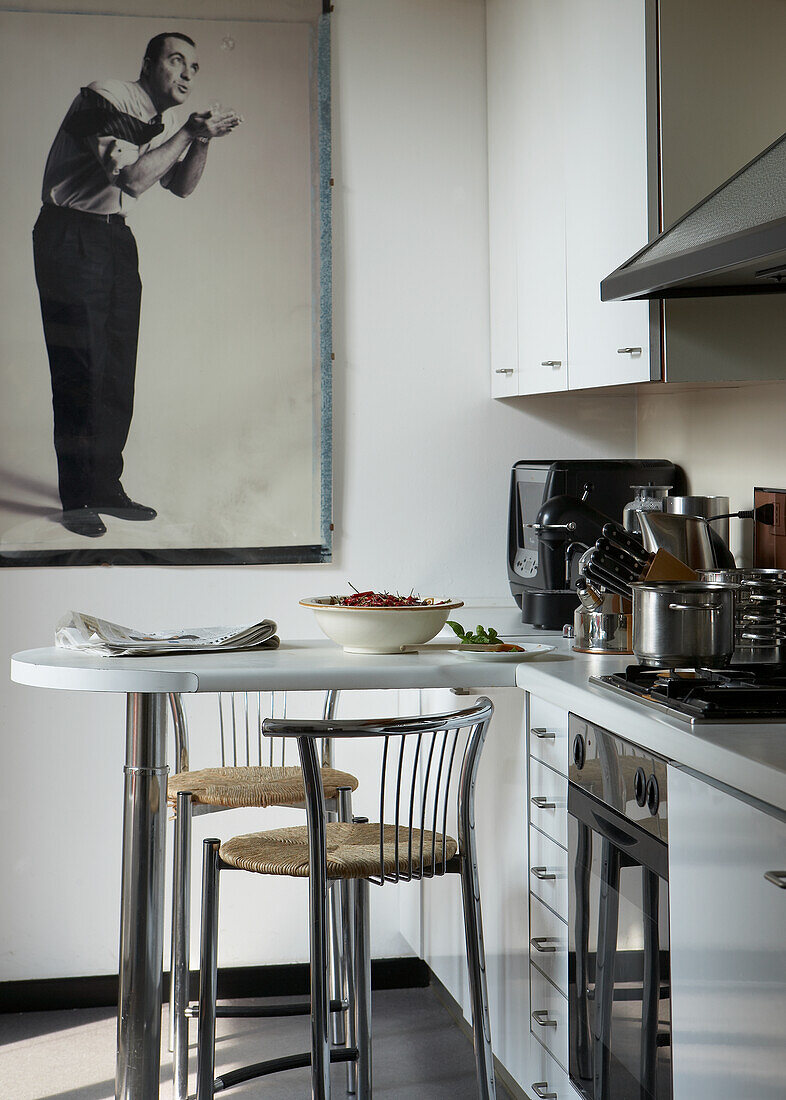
[568, 715, 671, 1100]
[508, 460, 685, 629]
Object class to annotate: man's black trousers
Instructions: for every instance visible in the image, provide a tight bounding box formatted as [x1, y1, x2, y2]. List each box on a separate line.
[33, 204, 142, 511]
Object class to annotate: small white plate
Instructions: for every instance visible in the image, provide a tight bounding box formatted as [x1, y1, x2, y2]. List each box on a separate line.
[455, 643, 556, 662]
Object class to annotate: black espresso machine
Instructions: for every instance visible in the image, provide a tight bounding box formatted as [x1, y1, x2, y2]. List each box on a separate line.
[508, 459, 686, 629]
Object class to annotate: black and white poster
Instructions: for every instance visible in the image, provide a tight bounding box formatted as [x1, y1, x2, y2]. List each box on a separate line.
[0, 5, 331, 565]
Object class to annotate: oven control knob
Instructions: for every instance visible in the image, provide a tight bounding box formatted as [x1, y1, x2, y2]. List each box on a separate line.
[634, 767, 647, 807]
[646, 774, 660, 815]
[572, 734, 585, 770]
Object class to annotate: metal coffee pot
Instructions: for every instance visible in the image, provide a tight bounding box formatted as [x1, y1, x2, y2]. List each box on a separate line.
[637, 511, 735, 571]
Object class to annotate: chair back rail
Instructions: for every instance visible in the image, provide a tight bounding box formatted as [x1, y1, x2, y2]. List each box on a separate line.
[263, 697, 493, 885]
[168, 689, 340, 775]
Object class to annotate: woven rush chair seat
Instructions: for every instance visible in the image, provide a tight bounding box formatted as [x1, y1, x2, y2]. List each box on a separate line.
[220, 821, 458, 879]
[167, 765, 359, 810]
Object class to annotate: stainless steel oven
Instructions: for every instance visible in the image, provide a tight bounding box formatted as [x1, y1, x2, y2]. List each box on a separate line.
[567, 715, 671, 1100]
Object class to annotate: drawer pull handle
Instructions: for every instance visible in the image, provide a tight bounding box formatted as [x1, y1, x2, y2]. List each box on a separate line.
[531, 727, 555, 739]
[532, 1084, 558, 1100]
[531, 866, 557, 882]
[541, 360, 562, 368]
[495, 368, 514, 375]
[532, 1009, 558, 1028]
[764, 870, 786, 889]
[530, 936, 559, 953]
[531, 796, 556, 809]
[617, 346, 642, 355]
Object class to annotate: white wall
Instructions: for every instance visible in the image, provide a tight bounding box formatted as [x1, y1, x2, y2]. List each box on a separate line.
[1, 0, 637, 982]
[637, 381, 786, 565]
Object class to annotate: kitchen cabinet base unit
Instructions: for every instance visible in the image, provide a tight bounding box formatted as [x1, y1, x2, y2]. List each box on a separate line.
[529, 1036, 581, 1100]
[530, 963, 569, 1070]
[668, 766, 786, 1100]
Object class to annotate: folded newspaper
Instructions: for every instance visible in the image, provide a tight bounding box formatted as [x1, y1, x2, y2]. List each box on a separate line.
[55, 611, 280, 657]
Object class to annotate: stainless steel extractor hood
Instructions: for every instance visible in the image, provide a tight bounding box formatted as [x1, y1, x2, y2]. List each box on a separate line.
[601, 129, 786, 301]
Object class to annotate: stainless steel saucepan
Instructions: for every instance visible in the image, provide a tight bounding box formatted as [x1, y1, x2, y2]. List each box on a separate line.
[631, 580, 738, 668]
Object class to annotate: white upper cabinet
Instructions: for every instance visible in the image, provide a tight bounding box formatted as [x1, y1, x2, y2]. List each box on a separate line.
[488, 0, 567, 396]
[487, 0, 521, 397]
[561, 0, 653, 389]
[488, 0, 786, 394]
[513, 0, 568, 395]
[487, 0, 653, 395]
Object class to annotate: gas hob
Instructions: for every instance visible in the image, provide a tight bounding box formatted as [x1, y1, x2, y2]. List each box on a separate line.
[591, 664, 786, 724]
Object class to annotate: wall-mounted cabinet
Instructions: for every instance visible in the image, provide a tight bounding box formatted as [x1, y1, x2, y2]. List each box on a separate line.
[489, 0, 786, 396]
[488, 0, 567, 398]
[489, 0, 653, 396]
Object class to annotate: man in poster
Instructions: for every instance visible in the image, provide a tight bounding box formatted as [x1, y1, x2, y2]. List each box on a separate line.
[32, 32, 241, 537]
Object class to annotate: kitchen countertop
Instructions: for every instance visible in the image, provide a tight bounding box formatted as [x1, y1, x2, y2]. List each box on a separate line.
[515, 638, 786, 818]
[10, 637, 534, 695]
[13, 622, 786, 815]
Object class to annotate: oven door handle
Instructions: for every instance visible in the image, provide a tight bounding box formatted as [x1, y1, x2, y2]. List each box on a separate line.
[591, 808, 638, 849]
[568, 781, 668, 879]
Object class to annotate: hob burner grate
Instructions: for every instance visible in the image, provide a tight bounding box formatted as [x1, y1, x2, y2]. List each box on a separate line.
[591, 664, 786, 722]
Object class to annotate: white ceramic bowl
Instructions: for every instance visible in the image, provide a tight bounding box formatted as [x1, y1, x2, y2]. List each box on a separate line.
[300, 597, 464, 654]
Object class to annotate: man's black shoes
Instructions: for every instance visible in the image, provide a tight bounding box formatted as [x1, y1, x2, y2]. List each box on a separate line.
[94, 492, 157, 521]
[61, 493, 157, 536]
[61, 507, 107, 538]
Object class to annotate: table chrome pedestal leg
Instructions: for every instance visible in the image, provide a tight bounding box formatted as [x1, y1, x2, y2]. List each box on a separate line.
[116, 693, 168, 1100]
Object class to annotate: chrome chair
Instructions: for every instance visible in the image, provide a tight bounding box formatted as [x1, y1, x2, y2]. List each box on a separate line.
[195, 696, 497, 1100]
[166, 690, 359, 1100]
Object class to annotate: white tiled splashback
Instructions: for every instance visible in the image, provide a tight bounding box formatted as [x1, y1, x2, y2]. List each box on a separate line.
[637, 380, 786, 566]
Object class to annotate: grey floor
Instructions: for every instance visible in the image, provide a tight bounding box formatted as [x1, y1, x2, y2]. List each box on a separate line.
[0, 986, 512, 1099]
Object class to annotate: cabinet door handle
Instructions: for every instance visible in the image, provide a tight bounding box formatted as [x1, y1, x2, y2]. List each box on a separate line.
[532, 1009, 558, 1028]
[531, 866, 557, 881]
[540, 360, 562, 367]
[532, 1083, 558, 1099]
[495, 368, 514, 375]
[531, 727, 555, 739]
[530, 936, 559, 953]
[617, 346, 642, 355]
[764, 870, 786, 889]
[531, 796, 556, 809]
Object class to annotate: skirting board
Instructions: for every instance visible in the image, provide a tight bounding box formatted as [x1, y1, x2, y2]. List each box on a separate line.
[0, 956, 429, 1015]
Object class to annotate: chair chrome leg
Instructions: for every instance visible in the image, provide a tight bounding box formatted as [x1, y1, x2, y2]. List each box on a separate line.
[337, 788, 357, 1095]
[171, 791, 192, 1100]
[353, 878, 372, 1100]
[301, 737, 332, 1099]
[329, 832, 346, 1048]
[196, 839, 221, 1100]
[459, 845, 496, 1100]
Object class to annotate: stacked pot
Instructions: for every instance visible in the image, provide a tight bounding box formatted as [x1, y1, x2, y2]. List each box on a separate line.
[630, 580, 738, 668]
[699, 568, 786, 663]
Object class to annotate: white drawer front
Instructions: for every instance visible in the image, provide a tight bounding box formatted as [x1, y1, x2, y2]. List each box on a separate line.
[529, 1035, 579, 1100]
[529, 757, 568, 848]
[530, 825, 568, 917]
[530, 963, 569, 1071]
[529, 891, 568, 992]
[529, 696, 569, 776]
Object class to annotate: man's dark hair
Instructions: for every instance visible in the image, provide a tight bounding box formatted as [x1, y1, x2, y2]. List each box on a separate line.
[143, 32, 196, 67]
